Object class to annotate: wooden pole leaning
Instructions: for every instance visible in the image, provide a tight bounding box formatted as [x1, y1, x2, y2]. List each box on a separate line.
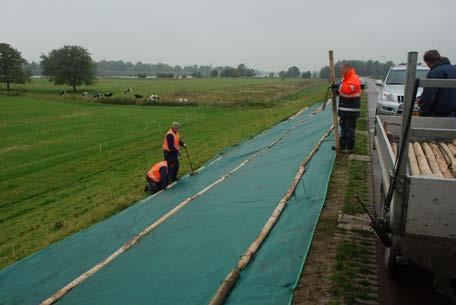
[208, 125, 334, 305]
[329, 50, 340, 151]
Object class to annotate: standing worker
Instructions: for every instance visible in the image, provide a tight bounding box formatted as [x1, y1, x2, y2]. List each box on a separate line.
[145, 160, 169, 195]
[163, 121, 186, 182]
[417, 50, 456, 117]
[332, 64, 362, 153]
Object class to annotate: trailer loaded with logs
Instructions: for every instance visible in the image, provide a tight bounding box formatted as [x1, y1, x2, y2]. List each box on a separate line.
[374, 52, 456, 296]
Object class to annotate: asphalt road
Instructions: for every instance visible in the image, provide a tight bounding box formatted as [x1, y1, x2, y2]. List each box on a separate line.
[365, 80, 453, 305]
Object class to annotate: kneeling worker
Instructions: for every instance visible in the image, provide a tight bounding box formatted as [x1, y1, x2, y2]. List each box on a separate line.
[163, 121, 186, 182]
[145, 160, 169, 195]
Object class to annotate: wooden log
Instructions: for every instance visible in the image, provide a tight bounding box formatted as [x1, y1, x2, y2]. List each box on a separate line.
[391, 142, 398, 158]
[329, 50, 340, 151]
[447, 143, 456, 157]
[422, 142, 443, 178]
[207, 126, 334, 305]
[208, 269, 240, 305]
[412, 142, 432, 176]
[438, 142, 456, 177]
[408, 143, 420, 176]
[430, 143, 454, 179]
[40, 105, 315, 305]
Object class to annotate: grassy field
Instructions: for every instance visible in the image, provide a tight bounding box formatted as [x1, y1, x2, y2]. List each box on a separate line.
[0, 77, 327, 268]
[3, 77, 319, 106]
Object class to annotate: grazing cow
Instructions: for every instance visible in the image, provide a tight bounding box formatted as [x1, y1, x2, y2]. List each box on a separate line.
[134, 94, 143, 99]
[104, 92, 113, 97]
[177, 98, 189, 103]
[93, 92, 102, 98]
[148, 94, 160, 102]
[59, 90, 66, 96]
[82, 91, 89, 96]
[124, 88, 132, 95]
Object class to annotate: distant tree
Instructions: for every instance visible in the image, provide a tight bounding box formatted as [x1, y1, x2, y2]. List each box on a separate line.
[198, 65, 211, 77]
[174, 65, 182, 72]
[191, 71, 202, 78]
[245, 68, 255, 77]
[286, 66, 301, 78]
[319, 59, 394, 79]
[136, 73, 147, 78]
[301, 71, 311, 78]
[157, 73, 174, 78]
[210, 70, 219, 77]
[311, 70, 319, 78]
[268, 72, 274, 78]
[221, 67, 239, 77]
[23, 61, 42, 76]
[41, 45, 95, 92]
[278, 71, 286, 78]
[236, 63, 247, 76]
[0, 43, 29, 90]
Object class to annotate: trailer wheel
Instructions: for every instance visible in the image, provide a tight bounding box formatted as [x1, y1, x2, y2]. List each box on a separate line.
[380, 182, 399, 276]
[384, 246, 398, 276]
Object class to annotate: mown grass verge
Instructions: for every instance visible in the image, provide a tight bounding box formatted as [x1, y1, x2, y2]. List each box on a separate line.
[354, 94, 369, 155]
[330, 238, 378, 305]
[343, 160, 371, 215]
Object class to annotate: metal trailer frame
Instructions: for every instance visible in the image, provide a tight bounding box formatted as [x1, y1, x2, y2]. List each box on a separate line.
[374, 52, 456, 279]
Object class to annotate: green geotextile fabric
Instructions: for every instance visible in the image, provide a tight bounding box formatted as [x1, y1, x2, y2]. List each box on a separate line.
[0, 103, 336, 305]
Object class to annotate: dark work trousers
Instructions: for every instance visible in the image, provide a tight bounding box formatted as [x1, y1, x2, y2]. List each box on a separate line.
[164, 151, 179, 182]
[339, 116, 357, 150]
[146, 176, 161, 195]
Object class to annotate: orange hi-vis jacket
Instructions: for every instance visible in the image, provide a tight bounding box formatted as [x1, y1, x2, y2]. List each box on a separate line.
[339, 68, 361, 98]
[163, 129, 180, 152]
[147, 161, 168, 182]
[338, 68, 361, 116]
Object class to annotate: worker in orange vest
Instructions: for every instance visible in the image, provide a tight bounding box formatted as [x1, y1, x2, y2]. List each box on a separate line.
[332, 64, 362, 153]
[145, 160, 169, 195]
[163, 121, 186, 182]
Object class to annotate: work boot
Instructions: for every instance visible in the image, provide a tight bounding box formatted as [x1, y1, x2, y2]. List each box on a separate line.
[144, 184, 149, 192]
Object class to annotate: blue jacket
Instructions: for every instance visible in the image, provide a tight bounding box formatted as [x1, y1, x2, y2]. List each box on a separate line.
[419, 58, 456, 116]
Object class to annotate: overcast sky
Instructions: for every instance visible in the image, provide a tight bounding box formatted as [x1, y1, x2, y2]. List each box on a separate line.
[3, 0, 455, 72]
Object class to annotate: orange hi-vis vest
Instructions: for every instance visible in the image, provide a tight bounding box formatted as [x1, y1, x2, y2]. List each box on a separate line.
[147, 161, 168, 182]
[163, 129, 180, 152]
[339, 68, 361, 99]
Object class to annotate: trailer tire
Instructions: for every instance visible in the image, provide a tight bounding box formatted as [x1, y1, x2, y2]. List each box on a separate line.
[384, 246, 399, 276]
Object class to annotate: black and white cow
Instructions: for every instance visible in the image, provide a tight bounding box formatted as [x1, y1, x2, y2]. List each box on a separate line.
[124, 88, 133, 95]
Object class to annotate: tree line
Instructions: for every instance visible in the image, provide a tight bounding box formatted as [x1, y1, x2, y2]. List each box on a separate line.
[2, 42, 396, 92]
[319, 59, 394, 79]
[2, 43, 264, 91]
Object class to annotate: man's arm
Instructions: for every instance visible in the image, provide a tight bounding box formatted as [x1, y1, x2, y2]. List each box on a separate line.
[166, 134, 179, 153]
[419, 70, 439, 116]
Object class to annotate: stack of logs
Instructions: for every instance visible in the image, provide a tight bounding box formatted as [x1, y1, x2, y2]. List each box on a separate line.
[390, 139, 456, 178]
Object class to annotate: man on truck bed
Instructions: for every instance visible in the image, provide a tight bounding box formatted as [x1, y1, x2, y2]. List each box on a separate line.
[418, 50, 456, 117]
[163, 121, 186, 182]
